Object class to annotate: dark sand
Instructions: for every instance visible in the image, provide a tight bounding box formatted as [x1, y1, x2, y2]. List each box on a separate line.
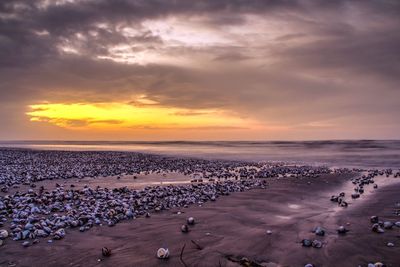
[1, 174, 400, 267]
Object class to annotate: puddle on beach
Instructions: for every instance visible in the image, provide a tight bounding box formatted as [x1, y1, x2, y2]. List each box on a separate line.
[276, 215, 293, 220]
[288, 204, 301, 209]
[331, 174, 400, 213]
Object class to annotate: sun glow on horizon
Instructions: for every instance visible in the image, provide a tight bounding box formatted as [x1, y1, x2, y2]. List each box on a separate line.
[26, 102, 252, 131]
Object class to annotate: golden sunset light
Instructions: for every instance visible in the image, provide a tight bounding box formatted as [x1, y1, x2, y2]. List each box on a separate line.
[27, 102, 250, 130]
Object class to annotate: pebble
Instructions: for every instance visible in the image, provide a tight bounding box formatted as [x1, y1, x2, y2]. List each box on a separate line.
[102, 247, 112, 257]
[372, 223, 385, 233]
[187, 217, 195, 225]
[370, 216, 379, 224]
[383, 221, 393, 229]
[181, 224, 189, 233]
[313, 226, 325, 236]
[337, 226, 349, 234]
[312, 239, 323, 248]
[0, 229, 8, 239]
[301, 239, 312, 247]
[387, 242, 395, 247]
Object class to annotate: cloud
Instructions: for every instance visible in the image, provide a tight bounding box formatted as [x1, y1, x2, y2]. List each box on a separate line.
[1, 0, 400, 139]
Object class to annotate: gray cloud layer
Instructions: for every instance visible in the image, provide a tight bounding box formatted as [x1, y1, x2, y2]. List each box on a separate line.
[1, 0, 400, 139]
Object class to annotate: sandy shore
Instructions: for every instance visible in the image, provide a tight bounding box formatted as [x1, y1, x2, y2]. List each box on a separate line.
[1, 173, 399, 267]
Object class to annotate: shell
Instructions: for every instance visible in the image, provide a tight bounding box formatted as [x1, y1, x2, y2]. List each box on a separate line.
[156, 248, 170, 259]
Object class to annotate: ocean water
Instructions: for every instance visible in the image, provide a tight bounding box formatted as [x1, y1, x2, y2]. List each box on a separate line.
[1, 140, 399, 169]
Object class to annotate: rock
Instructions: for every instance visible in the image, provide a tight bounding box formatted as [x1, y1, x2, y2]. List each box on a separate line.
[187, 217, 195, 225]
[370, 216, 379, 223]
[156, 248, 170, 259]
[387, 242, 395, 247]
[313, 226, 325, 236]
[0, 229, 8, 239]
[337, 226, 349, 234]
[372, 223, 385, 233]
[383, 221, 393, 229]
[312, 239, 323, 248]
[304, 264, 314, 267]
[22, 241, 30, 247]
[102, 247, 112, 257]
[53, 228, 65, 239]
[266, 230, 272, 235]
[181, 224, 189, 233]
[301, 239, 312, 247]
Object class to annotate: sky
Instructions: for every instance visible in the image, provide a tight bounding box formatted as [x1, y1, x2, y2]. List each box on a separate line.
[0, 0, 399, 141]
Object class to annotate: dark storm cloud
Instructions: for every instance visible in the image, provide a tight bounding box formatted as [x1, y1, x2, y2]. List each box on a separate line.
[1, 0, 400, 139]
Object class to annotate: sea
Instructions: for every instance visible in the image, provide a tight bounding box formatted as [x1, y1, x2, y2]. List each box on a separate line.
[0, 140, 399, 169]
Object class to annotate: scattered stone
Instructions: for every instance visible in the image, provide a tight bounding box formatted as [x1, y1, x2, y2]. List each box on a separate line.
[370, 216, 379, 224]
[383, 221, 393, 229]
[372, 223, 385, 233]
[0, 229, 8, 239]
[22, 241, 30, 247]
[181, 224, 189, 233]
[187, 217, 195, 225]
[102, 247, 112, 257]
[312, 239, 323, 248]
[313, 226, 325, 236]
[337, 226, 349, 234]
[301, 239, 312, 247]
[387, 242, 395, 247]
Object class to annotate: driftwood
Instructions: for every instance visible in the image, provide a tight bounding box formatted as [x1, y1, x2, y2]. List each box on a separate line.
[224, 254, 264, 267]
[190, 239, 203, 250]
[180, 243, 188, 267]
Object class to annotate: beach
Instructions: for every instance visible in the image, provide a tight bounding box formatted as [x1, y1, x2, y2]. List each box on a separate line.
[0, 148, 400, 267]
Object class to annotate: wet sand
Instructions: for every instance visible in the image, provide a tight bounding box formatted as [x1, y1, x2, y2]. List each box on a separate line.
[1, 172, 194, 196]
[1, 173, 400, 267]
